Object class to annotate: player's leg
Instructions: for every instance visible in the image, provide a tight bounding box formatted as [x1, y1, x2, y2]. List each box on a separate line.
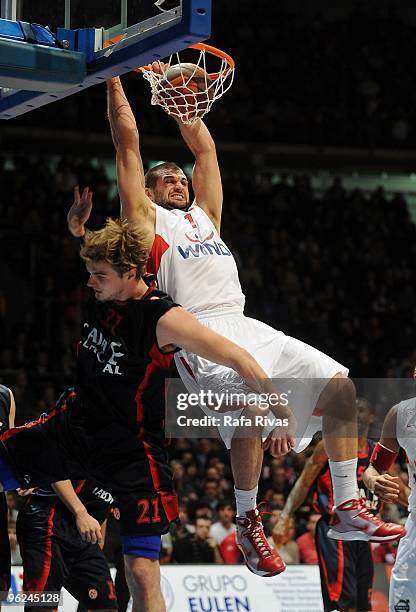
[230, 408, 286, 577]
[16, 499, 70, 612]
[63, 537, 118, 612]
[116, 486, 178, 612]
[315, 516, 356, 612]
[319, 373, 360, 507]
[355, 541, 373, 612]
[124, 554, 164, 612]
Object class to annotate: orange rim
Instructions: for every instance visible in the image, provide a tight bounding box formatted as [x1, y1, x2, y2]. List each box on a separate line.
[103, 38, 235, 80]
[190, 43, 235, 79]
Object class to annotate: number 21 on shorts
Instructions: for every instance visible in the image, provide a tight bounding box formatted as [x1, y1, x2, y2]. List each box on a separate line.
[136, 497, 161, 524]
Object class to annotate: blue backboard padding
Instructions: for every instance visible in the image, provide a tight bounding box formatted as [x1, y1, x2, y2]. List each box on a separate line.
[31, 24, 56, 47]
[0, 0, 211, 118]
[0, 39, 86, 92]
[0, 18, 24, 41]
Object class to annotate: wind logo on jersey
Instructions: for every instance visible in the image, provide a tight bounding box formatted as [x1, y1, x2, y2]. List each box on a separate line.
[82, 323, 125, 375]
[177, 239, 232, 259]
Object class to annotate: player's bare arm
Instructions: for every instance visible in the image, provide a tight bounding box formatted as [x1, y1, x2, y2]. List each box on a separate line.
[107, 77, 156, 233]
[363, 405, 401, 503]
[51, 480, 103, 544]
[272, 441, 328, 546]
[176, 118, 223, 231]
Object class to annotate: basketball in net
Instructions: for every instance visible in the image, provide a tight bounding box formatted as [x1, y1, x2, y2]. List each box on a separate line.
[139, 43, 235, 125]
[158, 62, 214, 122]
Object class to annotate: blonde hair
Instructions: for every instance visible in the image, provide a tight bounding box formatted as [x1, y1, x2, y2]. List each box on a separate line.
[80, 218, 151, 278]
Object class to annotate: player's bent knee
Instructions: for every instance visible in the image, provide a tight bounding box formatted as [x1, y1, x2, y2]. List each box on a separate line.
[124, 555, 161, 594]
[319, 374, 356, 415]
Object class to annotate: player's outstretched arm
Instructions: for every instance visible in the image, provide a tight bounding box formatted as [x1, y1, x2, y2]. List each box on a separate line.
[107, 78, 155, 235]
[176, 118, 223, 232]
[157, 306, 277, 394]
[363, 405, 401, 503]
[272, 441, 328, 547]
[51, 480, 102, 544]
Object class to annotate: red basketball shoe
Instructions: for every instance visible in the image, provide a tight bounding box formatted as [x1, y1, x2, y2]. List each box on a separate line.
[236, 508, 286, 577]
[327, 498, 406, 542]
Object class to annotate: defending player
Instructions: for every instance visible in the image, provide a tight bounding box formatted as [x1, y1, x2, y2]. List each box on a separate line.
[363, 395, 416, 611]
[273, 398, 402, 612]
[0, 218, 289, 609]
[16, 478, 117, 612]
[67, 76, 404, 577]
[0, 385, 15, 601]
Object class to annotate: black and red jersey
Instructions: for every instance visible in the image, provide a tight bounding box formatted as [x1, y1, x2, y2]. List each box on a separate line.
[0, 292, 180, 533]
[313, 440, 380, 518]
[73, 288, 177, 437]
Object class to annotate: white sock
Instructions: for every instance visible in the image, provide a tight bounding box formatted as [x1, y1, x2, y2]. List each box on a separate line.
[329, 458, 359, 507]
[235, 486, 258, 516]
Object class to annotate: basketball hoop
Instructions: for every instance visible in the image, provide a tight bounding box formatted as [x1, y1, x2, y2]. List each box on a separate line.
[138, 43, 235, 124]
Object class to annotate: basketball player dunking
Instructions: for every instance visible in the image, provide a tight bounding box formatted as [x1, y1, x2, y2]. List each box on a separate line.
[68, 77, 404, 578]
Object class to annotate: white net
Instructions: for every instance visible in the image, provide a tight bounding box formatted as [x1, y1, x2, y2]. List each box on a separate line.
[140, 44, 235, 125]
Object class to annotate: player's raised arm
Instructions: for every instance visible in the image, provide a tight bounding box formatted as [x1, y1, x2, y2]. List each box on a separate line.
[107, 77, 156, 236]
[363, 405, 401, 503]
[176, 118, 223, 232]
[157, 306, 273, 394]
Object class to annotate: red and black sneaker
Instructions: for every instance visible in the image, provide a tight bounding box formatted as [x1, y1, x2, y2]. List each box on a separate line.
[236, 507, 286, 577]
[327, 498, 406, 542]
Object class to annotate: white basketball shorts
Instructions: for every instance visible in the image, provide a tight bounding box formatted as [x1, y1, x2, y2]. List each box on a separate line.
[174, 310, 348, 452]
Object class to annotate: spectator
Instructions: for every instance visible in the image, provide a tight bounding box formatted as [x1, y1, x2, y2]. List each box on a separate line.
[172, 517, 222, 564]
[210, 501, 236, 546]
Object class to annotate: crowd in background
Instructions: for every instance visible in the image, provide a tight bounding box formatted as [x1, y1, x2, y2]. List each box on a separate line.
[0, 152, 414, 567]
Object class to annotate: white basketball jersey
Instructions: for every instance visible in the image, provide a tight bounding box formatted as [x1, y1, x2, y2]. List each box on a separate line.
[147, 203, 245, 316]
[396, 397, 416, 515]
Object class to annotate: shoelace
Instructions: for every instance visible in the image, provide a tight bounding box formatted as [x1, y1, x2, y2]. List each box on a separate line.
[245, 502, 275, 559]
[249, 523, 273, 558]
[356, 497, 381, 523]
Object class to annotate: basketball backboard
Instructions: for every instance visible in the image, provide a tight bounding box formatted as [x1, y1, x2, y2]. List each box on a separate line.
[0, 0, 211, 119]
